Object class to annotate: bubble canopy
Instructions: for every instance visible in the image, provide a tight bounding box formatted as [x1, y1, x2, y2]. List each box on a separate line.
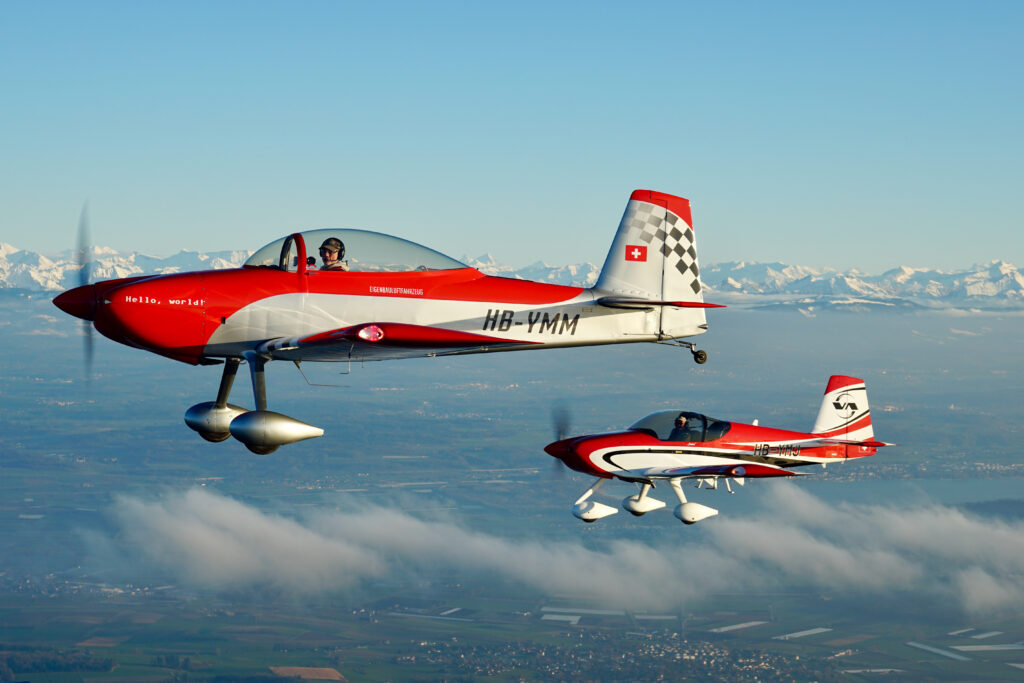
[629, 410, 733, 442]
[244, 229, 468, 273]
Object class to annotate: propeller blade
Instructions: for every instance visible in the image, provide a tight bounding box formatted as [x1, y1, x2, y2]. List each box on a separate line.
[551, 457, 566, 477]
[76, 204, 91, 288]
[552, 404, 571, 441]
[76, 203, 94, 382]
[549, 404, 573, 478]
[83, 321, 94, 382]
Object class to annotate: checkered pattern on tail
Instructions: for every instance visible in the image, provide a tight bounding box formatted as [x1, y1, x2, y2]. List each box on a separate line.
[622, 201, 702, 295]
[594, 190, 708, 338]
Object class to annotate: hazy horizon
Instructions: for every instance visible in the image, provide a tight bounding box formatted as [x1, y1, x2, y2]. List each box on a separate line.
[2, 3, 1022, 271]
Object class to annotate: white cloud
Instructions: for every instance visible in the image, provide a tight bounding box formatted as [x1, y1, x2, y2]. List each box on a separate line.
[112, 490, 383, 593]
[100, 484, 1024, 616]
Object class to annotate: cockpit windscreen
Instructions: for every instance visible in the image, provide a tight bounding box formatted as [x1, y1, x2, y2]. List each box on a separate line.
[629, 410, 732, 442]
[244, 229, 468, 273]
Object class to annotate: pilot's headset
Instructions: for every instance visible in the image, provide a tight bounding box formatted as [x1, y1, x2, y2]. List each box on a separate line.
[320, 237, 345, 258]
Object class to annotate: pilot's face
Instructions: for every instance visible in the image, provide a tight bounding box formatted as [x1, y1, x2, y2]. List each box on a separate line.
[320, 247, 339, 266]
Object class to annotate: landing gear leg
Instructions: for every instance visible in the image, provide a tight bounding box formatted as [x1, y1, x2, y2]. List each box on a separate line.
[622, 482, 666, 516]
[658, 339, 708, 364]
[574, 478, 608, 507]
[226, 351, 324, 454]
[183, 357, 248, 443]
[670, 479, 718, 525]
[571, 478, 618, 523]
[637, 482, 653, 501]
[237, 351, 276, 454]
[679, 341, 707, 364]
[215, 357, 241, 409]
[670, 479, 688, 505]
[244, 350, 269, 412]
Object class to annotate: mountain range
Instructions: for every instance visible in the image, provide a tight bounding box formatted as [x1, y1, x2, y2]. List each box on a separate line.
[2, 242, 1022, 311]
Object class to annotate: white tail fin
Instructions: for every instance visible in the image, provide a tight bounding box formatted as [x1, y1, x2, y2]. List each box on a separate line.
[593, 190, 709, 338]
[812, 375, 874, 441]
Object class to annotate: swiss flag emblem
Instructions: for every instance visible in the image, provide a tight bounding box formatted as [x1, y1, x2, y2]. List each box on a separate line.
[625, 245, 647, 262]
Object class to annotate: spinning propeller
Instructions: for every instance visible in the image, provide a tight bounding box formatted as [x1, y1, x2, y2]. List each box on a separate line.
[550, 404, 572, 476]
[74, 204, 94, 381]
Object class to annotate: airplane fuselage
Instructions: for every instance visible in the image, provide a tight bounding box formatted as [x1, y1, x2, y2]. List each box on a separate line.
[549, 423, 878, 482]
[63, 265, 702, 365]
[52, 190, 720, 453]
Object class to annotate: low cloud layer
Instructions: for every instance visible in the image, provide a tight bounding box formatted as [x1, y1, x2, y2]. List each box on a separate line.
[100, 484, 1024, 616]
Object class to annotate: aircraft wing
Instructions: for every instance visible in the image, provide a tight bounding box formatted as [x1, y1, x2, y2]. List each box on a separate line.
[257, 322, 537, 362]
[644, 462, 801, 479]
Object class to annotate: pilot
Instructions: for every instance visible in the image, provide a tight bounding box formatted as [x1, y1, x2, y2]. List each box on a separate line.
[669, 414, 692, 442]
[319, 238, 349, 271]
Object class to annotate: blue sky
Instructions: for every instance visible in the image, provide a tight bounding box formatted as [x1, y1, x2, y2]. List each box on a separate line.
[1, 1, 1021, 270]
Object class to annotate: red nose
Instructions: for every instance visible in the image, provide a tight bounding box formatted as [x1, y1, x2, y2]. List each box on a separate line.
[544, 439, 573, 460]
[53, 284, 97, 321]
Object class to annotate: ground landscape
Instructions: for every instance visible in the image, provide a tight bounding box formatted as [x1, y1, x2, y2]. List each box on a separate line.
[3, 287, 1024, 681]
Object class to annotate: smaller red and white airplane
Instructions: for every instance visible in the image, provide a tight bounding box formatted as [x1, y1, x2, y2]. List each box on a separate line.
[544, 375, 891, 524]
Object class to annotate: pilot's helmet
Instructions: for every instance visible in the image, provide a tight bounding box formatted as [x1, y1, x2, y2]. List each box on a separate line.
[320, 237, 345, 259]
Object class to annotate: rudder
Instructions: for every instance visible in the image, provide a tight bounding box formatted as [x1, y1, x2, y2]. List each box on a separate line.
[593, 190, 708, 338]
[812, 375, 874, 441]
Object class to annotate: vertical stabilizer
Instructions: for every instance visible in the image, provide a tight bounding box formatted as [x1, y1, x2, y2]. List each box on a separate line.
[593, 190, 708, 338]
[811, 375, 874, 441]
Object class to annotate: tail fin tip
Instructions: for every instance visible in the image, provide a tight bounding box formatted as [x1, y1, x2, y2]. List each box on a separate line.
[629, 189, 693, 229]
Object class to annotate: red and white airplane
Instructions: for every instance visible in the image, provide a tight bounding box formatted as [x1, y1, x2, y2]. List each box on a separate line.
[544, 375, 891, 524]
[54, 190, 723, 453]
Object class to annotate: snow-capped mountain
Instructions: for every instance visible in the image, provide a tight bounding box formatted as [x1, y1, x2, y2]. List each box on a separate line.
[699, 259, 1024, 309]
[2, 242, 1022, 310]
[0, 243, 251, 292]
[460, 254, 601, 288]
[700, 261, 828, 294]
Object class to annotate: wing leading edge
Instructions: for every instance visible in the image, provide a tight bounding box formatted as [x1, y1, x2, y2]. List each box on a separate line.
[258, 321, 538, 362]
[643, 462, 801, 479]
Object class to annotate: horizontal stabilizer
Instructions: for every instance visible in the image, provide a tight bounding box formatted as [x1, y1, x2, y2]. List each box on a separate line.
[596, 297, 726, 310]
[822, 438, 895, 448]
